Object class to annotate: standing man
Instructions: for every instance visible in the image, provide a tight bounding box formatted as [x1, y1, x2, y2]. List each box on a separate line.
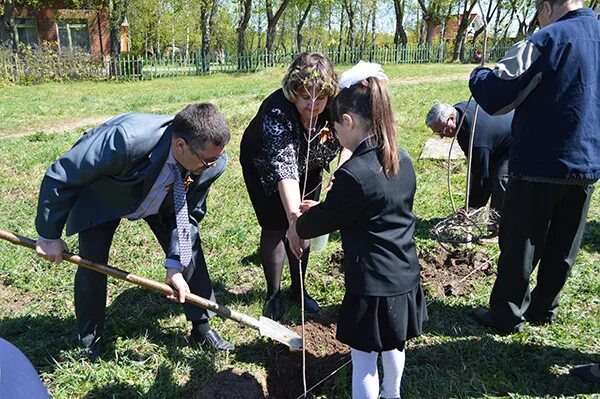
[426, 101, 513, 217]
[469, 0, 600, 333]
[35, 103, 235, 357]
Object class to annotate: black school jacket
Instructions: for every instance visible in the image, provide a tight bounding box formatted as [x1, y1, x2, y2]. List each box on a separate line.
[296, 140, 420, 296]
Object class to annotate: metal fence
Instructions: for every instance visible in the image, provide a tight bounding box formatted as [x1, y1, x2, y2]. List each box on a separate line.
[1, 43, 515, 84]
[110, 43, 515, 81]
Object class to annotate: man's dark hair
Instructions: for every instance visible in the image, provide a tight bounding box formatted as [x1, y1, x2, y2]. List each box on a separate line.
[172, 103, 230, 150]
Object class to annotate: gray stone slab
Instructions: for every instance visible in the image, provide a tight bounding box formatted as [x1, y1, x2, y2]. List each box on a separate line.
[420, 138, 465, 160]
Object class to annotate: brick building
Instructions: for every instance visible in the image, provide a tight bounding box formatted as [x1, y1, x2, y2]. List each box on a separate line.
[13, 3, 110, 58]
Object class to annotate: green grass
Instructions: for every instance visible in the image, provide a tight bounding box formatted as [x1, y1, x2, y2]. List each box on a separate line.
[0, 63, 599, 398]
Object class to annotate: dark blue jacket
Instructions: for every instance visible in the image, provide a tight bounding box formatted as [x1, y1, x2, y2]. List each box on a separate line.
[469, 8, 600, 180]
[455, 101, 512, 206]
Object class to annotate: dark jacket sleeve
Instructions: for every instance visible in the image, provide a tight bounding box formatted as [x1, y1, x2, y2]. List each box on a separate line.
[469, 39, 546, 115]
[296, 169, 365, 239]
[35, 125, 129, 239]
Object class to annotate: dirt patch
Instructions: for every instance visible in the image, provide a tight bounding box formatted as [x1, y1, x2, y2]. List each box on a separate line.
[0, 279, 31, 315]
[265, 311, 350, 398]
[419, 247, 495, 298]
[193, 311, 349, 399]
[325, 247, 494, 298]
[1, 115, 112, 140]
[199, 246, 492, 398]
[194, 367, 267, 399]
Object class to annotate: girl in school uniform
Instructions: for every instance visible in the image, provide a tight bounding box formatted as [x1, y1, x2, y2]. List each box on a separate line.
[295, 62, 427, 399]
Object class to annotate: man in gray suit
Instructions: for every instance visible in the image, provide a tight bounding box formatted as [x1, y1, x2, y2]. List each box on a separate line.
[34, 103, 235, 357]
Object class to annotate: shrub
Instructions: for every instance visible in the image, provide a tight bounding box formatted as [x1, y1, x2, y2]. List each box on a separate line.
[0, 42, 106, 85]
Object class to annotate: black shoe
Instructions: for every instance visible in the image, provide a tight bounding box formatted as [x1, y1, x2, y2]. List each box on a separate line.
[263, 292, 283, 321]
[524, 311, 554, 326]
[570, 363, 600, 383]
[291, 290, 321, 314]
[472, 307, 524, 334]
[78, 341, 102, 361]
[190, 328, 236, 352]
[79, 336, 102, 361]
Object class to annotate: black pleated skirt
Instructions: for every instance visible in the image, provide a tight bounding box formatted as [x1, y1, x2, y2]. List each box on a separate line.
[336, 283, 428, 352]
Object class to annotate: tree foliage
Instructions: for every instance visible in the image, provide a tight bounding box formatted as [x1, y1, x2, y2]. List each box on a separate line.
[0, 0, 538, 58]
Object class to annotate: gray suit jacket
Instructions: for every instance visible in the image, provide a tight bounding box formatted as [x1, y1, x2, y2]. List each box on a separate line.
[35, 112, 227, 263]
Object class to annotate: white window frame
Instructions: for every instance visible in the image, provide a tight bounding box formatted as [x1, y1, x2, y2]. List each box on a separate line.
[56, 19, 91, 52]
[14, 17, 38, 46]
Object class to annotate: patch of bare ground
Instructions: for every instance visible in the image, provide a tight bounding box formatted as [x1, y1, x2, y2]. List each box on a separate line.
[193, 367, 268, 399]
[194, 311, 349, 399]
[1, 115, 113, 140]
[194, 245, 493, 398]
[0, 279, 31, 315]
[419, 247, 495, 298]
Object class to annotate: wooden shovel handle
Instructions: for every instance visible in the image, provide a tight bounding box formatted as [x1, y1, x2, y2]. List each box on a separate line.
[0, 229, 260, 330]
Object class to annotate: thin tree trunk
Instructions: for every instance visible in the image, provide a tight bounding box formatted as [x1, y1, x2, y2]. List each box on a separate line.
[393, 0, 408, 46]
[257, 8, 263, 49]
[200, 5, 209, 71]
[370, 0, 376, 49]
[109, 0, 129, 56]
[237, 0, 252, 69]
[296, 0, 313, 53]
[337, 2, 345, 63]
[266, 0, 292, 55]
[0, 0, 16, 48]
[451, 0, 477, 62]
[342, 0, 355, 60]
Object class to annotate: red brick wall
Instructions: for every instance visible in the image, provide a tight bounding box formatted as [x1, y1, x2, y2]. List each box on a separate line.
[14, 7, 111, 58]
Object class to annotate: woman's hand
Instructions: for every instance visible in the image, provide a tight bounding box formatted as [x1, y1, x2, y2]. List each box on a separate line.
[300, 200, 319, 213]
[287, 212, 305, 259]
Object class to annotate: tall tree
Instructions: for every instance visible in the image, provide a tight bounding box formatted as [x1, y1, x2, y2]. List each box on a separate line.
[472, 0, 501, 46]
[236, 0, 251, 67]
[109, 0, 130, 55]
[416, 0, 448, 46]
[507, 0, 535, 39]
[341, 0, 355, 54]
[0, 0, 16, 48]
[295, 0, 312, 52]
[393, 0, 408, 46]
[265, 0, 291, 53]
[451, 0, 477, 62]
[200, 0, 219, 71]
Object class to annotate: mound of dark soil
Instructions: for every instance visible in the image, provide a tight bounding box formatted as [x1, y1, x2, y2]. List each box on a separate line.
[420, 247, 495, 297]
[193, 367, 267, 399]
[266, 311, 350, 398]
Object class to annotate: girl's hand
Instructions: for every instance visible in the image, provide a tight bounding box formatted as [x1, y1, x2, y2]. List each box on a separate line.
[300, 200, 319, 213]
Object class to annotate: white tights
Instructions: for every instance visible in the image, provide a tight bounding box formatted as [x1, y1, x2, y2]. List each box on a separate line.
[351, 347, 406, 399]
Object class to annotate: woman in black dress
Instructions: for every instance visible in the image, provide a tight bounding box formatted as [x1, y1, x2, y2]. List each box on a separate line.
[296, 62, 427, 399]
[240, 52, 350, 320]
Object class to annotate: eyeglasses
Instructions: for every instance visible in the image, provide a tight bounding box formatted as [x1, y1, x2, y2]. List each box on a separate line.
[186, 142, 224, 169]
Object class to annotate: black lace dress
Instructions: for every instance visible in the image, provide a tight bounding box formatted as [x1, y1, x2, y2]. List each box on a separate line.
[240, 89, 341, 230]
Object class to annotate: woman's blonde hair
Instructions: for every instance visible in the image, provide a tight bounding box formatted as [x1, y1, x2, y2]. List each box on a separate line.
[282, 52, 338, 102]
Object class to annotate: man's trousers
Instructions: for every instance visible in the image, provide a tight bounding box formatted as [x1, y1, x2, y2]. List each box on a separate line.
[75, 217, 215, 349]
[488, 177, 594, 330]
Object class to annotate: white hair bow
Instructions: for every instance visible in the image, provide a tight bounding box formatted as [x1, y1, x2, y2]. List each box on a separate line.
[339, 60, 388, 89]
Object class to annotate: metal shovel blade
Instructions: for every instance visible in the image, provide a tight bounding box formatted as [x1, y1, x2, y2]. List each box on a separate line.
[258, 316, 303, 351]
